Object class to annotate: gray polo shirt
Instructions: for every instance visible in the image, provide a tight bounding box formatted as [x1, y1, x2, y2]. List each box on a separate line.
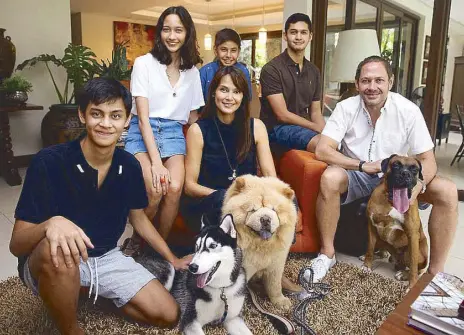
[260, 49, 322, 131]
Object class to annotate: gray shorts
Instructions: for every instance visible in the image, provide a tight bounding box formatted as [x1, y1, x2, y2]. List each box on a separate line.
[22, 247, 155, 308]
[341, 170, 381, 205]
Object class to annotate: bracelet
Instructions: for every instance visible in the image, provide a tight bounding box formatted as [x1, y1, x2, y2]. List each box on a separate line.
[359, 160, 366, 172]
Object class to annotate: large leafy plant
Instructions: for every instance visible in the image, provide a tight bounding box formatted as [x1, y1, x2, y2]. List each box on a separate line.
[97, 43, 132, 81]
[16, 43, 98, 104]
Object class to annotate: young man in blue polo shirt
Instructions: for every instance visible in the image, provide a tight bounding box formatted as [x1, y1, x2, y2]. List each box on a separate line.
[9, 78, 191, 335]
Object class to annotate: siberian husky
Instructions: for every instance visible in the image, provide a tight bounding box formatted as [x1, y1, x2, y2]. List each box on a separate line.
[136, 215, 252, 335]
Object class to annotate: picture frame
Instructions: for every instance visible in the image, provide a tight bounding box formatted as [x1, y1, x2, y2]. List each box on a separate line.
[113, 21, 156, 67]
[421, 61, 428, 85]
[424, 35, 431, 60]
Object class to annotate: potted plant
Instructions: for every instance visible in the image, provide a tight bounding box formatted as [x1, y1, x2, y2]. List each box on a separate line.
[97, 43, 132, 82]
[0, 75, 33, 105]
[16, 43, 132, 147]
[16, 43, 98, 147]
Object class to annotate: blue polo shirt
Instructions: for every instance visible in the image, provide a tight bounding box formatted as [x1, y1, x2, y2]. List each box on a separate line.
[199, 60, 253, 103]
[15, 139, 148, 274]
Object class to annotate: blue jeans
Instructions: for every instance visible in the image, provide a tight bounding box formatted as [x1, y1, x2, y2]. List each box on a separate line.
[125, 116, 186, 158]
[269, 124, 318, 150]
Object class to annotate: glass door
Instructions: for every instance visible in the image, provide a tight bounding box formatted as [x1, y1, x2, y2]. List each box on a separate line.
[398, 21, 414, 97]
[381, 11, 401, 87]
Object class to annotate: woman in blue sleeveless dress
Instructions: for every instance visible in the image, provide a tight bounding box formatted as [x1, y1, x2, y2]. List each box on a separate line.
[182, 66, 275, 232]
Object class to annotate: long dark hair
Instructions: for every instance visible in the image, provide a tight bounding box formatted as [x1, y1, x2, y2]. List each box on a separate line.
[151, 6, 202, 70]
[201, 66, 251, 163]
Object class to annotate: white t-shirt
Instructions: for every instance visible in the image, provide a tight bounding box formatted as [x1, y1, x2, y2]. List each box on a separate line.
[130, 53, 204, 124]
[322, 92, 434, 162]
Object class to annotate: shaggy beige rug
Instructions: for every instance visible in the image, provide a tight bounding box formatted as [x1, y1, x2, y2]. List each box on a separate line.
[0, 255, 407, 335]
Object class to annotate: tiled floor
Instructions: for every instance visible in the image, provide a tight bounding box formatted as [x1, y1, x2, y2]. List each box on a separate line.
[0, 133, 463, 282]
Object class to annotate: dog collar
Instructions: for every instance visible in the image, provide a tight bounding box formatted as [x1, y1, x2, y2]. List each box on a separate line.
[419, 179, 427, 194]
[219, 287, 229, 323]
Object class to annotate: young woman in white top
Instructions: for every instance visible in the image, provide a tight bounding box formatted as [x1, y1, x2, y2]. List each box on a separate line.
[124, 6, 204, 245]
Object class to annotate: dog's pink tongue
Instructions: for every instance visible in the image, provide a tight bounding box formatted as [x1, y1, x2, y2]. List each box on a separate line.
[260, 230, 272, 240]
[196, 272, 209, 288]
[393, 187, 409, 214]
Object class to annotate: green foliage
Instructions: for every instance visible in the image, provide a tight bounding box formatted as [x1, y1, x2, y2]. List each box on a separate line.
[97, 43, 132, 81]
[0, 75, 33, 93]
[16, 43, 97, 104]
[381, 29, 394, 63]
[16, 43, 132, 104]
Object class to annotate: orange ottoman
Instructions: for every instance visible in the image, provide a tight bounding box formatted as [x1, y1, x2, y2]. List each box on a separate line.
[278, 150, 327, 253]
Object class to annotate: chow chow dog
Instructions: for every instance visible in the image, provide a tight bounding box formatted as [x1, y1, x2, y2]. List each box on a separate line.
[222, 175, 297, 310]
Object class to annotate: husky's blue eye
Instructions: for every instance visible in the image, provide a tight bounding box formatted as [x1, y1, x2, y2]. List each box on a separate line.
[210, 243, 217, 249]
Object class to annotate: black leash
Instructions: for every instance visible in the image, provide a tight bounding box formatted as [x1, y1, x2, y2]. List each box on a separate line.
[292, 267, 331, 335]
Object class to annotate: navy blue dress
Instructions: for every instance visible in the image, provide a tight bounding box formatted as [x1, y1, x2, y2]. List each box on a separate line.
[181, 117, 257, 231]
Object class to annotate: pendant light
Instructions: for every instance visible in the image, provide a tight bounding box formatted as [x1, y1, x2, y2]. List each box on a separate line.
[204, 0, 212, 50]
[232, 0, 235, 29]
[259, 0, 267, 43]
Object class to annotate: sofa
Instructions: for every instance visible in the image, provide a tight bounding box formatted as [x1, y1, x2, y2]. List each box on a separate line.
[167, 149, 328, 254]
[166, 83, 328, 252]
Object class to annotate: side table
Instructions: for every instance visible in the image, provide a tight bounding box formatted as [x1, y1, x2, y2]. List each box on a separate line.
[0, 103, 44, 186]
[376, 273, 434, 334]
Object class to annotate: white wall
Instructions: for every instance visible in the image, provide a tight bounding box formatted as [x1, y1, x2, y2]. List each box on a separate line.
[78, 12, 215, 67]
[1, 0, 71, 156]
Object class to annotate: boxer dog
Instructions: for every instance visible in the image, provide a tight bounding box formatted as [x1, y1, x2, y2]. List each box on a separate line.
[363, 155, 428, 287]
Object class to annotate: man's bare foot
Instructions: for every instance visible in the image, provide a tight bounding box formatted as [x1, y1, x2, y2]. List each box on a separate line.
[281, 275, 303, 292]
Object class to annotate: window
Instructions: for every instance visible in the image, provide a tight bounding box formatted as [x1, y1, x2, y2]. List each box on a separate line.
[239, 31, 282, 81]
[323, 0, 418, 115]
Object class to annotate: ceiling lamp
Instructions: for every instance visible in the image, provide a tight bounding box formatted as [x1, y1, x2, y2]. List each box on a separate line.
[259, 27, 267, 44]
[204, 33, 212, 50]
[259, 0, 267, 43]
[204, 0, 212, 50]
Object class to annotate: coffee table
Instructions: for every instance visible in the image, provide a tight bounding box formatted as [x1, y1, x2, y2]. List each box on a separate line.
[376, 273, 434, 334]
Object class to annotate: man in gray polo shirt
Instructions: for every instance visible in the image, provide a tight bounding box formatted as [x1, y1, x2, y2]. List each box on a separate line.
[260, 13, 325, 153]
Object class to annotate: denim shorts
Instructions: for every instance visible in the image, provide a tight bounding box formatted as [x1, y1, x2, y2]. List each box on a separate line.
[22, 247, 155, 308]
[341, 170, 381, 205]
[341, 170, 431, 210]
[124, 116, 186, 158]
[269, 124, 318, 150]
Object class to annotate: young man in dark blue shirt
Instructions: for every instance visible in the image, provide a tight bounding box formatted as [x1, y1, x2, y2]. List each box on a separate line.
[9, 78, 190, 335]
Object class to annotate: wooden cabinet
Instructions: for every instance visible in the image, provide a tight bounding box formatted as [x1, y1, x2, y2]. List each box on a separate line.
[449, 56, 464, 129]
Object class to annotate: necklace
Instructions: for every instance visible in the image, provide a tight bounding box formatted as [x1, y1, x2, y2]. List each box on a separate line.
[213, 118, 237, 181]
[165, 67, 180, 97]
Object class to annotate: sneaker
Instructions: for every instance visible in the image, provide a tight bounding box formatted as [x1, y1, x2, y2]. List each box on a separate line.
[304, 254, 336, 283]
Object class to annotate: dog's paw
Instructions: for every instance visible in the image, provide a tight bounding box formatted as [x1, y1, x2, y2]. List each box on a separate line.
[361, 265, 372, 273]
[395, 270, 409, 281]
[271, 295, 292, 311]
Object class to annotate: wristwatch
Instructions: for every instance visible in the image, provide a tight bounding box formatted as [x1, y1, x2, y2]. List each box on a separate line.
[359, 160, 366, 172]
